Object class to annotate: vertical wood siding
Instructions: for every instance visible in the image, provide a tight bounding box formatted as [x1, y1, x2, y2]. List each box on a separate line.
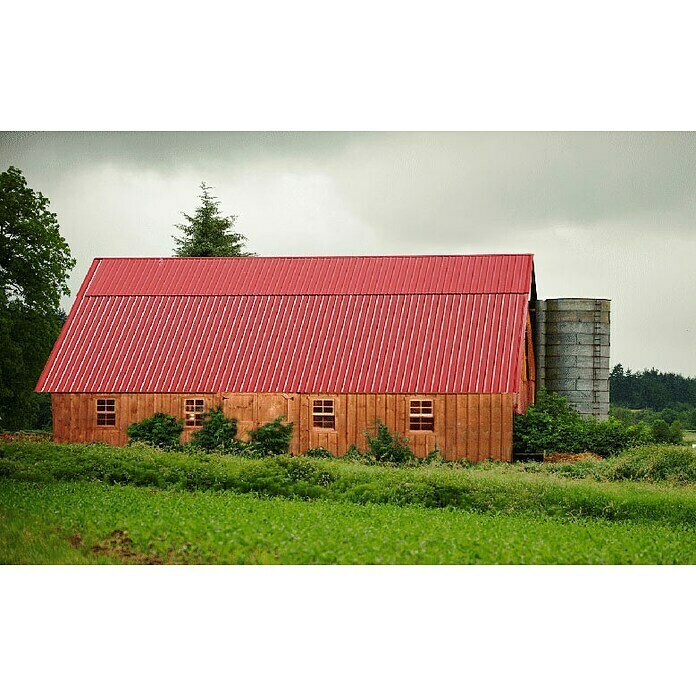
[52, 391, 515, 461]
[516, 312, 536, 414]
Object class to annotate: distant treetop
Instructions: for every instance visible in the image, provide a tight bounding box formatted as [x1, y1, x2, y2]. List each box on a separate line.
[172, 182, 254, 257]
[610, 363, 696, 410]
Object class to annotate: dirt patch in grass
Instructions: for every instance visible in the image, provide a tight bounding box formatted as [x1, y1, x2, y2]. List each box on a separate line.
[544, 452, 603, 464]
[0, 432, 52, 443]
[90, 530, 167, 565]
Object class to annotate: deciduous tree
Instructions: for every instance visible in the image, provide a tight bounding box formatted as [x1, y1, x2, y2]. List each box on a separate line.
[0, 166, 75, 429]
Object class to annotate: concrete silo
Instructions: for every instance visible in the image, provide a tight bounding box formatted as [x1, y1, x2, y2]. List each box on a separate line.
[534, 298, 611, 419]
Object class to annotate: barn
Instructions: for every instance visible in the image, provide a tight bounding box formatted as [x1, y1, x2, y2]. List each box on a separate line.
[36, 254, 537, 461]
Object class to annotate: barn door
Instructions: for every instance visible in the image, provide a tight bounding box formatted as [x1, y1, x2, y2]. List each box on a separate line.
[221, 393, 299, 450]
[256, 394, 299, 453]
[256, 394, 291, 423]
[221, 394, 255, 440]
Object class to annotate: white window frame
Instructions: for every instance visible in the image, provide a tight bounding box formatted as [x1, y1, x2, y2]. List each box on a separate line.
[409, 399, 434, 431]
[184, 398, 206, 427]
[312, 399, 336, 429]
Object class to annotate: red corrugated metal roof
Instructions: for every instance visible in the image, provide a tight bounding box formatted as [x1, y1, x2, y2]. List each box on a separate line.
[84, 255, 534, 295]
[37, 255, 534, 395]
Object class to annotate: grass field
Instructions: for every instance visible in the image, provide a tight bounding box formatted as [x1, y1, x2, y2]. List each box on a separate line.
[2, 481, 695, 564]
[1, 441, 695, 564]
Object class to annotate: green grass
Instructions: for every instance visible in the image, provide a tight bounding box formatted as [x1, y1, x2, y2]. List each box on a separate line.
[2, 481, 695, 564]
[2, 442, 696, 564]
[1, 441, 696, 525]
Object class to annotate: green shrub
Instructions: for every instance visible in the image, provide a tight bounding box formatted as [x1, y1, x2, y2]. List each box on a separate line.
[31, 393, 53, 432]
[340, 444, 376, 464]
[649, 418, 684, 444]
[190, 407, 238, 452]
[126, 413, 183, 449]
[304, 447, 333, 458]
[364, 420, 413, 464]
[610, 444, 696, 483]
[423, 445, 445, 464]
[514, 388, 655, 457]
[583, 418, 653, 456]
[342, 444, 372, 463]
[248, 416, 294, 456]
[650, 419, 684, 445]
[276, 456, 335, 486]
[651, 419, 671, 443]
[513, 388, 581, 454]
[224, 439, 264, 458]
[669, 420, 684, 444]
[343, 444, 361, 459]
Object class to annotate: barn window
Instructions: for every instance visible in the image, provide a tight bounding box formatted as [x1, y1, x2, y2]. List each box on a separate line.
[312, 399, 335, 429]
[409, 400, 434, 431]
[185, 398, 205, 427]
[96, 399, 116, 426]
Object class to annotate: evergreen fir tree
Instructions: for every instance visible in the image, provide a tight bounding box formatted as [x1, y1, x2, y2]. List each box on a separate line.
[173, 182, 254, 257]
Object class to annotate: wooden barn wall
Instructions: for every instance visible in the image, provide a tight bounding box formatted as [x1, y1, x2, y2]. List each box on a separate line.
[52, 393, 226, 447]
[516, 312, 536, 414]
[295, 393, 515, 462]
[52, 391, 515, 462]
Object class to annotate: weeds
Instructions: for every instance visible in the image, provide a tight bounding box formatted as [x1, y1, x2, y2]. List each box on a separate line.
[1, 441, 695, 527]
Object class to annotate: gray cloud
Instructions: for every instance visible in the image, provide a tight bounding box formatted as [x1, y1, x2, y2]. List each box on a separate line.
[0, 131, 357, 174]
[327, 132, 696, 240]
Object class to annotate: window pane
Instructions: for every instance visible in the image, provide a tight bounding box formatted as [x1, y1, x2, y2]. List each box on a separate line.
[313, 399, 334, 416]
[97, 409, 116, 426]
[313, 414, 335, 429]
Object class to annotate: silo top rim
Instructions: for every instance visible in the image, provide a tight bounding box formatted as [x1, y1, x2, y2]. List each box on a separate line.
[543, 297, 611, 301]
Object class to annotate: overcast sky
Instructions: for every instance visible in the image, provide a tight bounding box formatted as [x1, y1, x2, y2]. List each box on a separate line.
[1, 131, 694, 376]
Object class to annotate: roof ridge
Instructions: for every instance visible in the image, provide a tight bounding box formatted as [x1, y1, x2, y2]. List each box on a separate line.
[84, 291, 533, 298]
[92, 253, 535, 260]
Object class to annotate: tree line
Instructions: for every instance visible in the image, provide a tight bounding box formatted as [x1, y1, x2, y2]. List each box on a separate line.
[610, 364, 696, 410]
[610, 364, 696, 431]
[1, 167, 252, 431]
